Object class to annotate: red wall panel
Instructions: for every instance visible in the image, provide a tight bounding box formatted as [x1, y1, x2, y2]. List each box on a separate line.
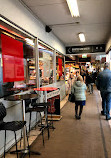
[1, 34, 24, 82]
[58, 58, 62, 77]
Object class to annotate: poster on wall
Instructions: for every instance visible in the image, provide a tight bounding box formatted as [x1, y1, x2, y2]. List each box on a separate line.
[1, 34, 24, 82]
[47, 88, 62, 120]
[47, 95, 60, 115]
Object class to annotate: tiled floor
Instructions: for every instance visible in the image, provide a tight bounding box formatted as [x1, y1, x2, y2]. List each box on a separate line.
[5, 89, 111, 158]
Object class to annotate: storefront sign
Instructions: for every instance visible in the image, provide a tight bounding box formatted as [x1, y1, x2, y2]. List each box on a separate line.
[47, 89, 61, 120]
[66, 44, 105, 54]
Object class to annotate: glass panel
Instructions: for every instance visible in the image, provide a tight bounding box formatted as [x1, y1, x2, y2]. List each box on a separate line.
[38, 43, 54, 86]
[0, 21, 36, 98]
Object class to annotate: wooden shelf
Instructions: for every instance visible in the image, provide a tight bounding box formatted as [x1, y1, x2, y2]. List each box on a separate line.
[29, 66, 35, 69]
[30, 76, 36, 80]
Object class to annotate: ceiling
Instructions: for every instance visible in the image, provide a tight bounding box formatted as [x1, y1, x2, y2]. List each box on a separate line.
[21, 0, 111, 47]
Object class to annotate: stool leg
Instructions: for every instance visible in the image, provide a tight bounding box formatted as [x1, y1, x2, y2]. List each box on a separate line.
[47, 125, 50, 140]
[50, 104, 55, 130]
[14, 131, 18, 158]
[4, 130, 6, 158]
[46, 107, 50, 139]
[29, 112, 32, 132]
[20, 130, 22, 147]
[40, 112, 45, 146]
[41, 128, 45, 146]
[36, 112, 38, 128]
[40, 112, 42, 125]
[26, 127, 30, 157]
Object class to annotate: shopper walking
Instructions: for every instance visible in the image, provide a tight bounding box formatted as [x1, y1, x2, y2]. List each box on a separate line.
[80, 70, 86, 83]
[86, 71, 93, 94]
[72, 76, 87, 119]
[96, 62, 111, 120]
[75, 71, 80, 80]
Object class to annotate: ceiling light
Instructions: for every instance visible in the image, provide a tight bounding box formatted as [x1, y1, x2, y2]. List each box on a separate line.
[66, 0, 80, 17]
[25, 38, 34, 46]
[78, 33, 85, 42]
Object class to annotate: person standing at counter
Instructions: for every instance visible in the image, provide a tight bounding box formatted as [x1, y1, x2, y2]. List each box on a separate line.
[72, 76, 87, 119]
[67, 73, 75, 95]
[96, 62, 111, 120]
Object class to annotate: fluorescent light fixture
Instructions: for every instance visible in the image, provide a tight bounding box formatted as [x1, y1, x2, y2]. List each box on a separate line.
[78, 33, 85, 42]
[66, 0, 80, 17]
[38, 44, 45, 49]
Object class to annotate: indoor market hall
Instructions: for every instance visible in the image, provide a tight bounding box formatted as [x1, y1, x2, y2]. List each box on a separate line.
[0, 0, 111, 158]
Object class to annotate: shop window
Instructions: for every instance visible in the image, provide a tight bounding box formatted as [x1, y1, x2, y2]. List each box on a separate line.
[0, 21, 36, 98]
[56, 52, 64, 81]
[38, 43, 54, 86]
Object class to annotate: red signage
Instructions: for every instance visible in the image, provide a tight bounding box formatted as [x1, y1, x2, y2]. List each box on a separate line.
[1, 34, 24, 82]
[58, 58, 62, 77]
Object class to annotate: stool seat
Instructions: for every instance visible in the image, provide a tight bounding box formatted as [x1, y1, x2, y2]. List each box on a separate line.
[26, 107, 46, 113]
[0, 121, 26, 131]
[32, 102, 50, 107]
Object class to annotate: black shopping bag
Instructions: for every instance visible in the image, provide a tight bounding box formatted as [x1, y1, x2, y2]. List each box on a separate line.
[68, 93, 75, 103]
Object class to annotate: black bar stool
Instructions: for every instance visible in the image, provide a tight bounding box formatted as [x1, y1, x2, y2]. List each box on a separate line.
[25, 99, 50, 146]
[0, 102, 29, 158]
[31, 102, 50, 138]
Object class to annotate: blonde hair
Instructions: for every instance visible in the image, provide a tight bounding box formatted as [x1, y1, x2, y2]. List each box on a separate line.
[77, 75, 83, 82]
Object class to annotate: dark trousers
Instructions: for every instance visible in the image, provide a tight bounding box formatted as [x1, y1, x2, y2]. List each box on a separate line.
[75, 104, 83, 116]
[101, 91, 111, 119]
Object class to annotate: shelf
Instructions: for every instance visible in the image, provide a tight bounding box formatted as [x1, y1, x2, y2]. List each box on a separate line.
[30, 76, 36, 80]
[29, 66, 35, 69]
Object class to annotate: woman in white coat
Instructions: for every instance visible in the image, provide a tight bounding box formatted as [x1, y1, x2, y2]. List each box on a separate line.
[72, 75, 87, 119]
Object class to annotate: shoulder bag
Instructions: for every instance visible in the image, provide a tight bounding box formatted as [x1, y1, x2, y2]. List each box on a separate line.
[68, 93, 75, 103]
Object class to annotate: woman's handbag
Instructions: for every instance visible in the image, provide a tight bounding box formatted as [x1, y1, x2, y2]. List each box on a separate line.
[68, 93, 75, 103]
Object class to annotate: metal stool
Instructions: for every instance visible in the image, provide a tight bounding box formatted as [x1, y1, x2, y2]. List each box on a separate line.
[0, 102, 29, 158]
[25, 99, 50, 146]
[31, 102, 50, 139]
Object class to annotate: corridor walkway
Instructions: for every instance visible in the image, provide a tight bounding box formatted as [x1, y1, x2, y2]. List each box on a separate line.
[26, 89, 111, 158]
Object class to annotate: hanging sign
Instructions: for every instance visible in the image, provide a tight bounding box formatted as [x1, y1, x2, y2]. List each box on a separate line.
[66, 44, 105, 54]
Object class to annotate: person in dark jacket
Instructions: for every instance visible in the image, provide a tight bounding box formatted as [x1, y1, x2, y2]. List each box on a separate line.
[96, 62, 111, 120]
[86, 71, 93, 94]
